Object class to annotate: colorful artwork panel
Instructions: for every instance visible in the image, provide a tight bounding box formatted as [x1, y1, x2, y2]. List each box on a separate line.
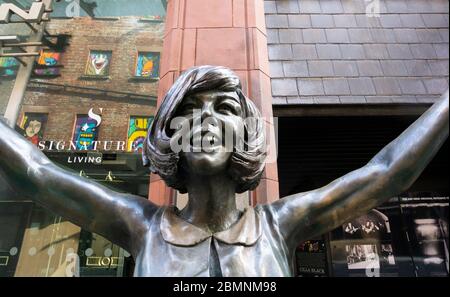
[34, 68, 61, 76]
[73, 115, 100, 150]
[85, 51, 112, 76]
[37, 51, 61, 66]
[34, 51, 61, 76]
[127, 116, 153, 153]
[0, 57, 19, 77]
[135, 52, 160, 79]
[20, 113, 48, 146]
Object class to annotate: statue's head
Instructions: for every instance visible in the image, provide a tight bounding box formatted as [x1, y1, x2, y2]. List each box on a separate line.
[143, 65, 266, 193]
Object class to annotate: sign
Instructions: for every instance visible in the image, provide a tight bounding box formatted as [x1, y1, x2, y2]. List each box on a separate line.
[295, 239, 328, 277]
[0, 1, 47, 24]
[28, 108, 153, 165]
[72, 108, 102, 151]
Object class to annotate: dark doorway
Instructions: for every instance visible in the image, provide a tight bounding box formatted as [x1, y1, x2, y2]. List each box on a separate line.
[277, 116, 449, 198]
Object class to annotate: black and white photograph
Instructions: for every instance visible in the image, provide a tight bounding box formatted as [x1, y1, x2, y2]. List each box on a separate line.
[346, 244, 380, 270]
[380, 244, 396, 266]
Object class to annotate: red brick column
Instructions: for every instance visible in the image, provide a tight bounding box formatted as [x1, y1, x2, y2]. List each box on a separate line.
[148, 0, 279, 206]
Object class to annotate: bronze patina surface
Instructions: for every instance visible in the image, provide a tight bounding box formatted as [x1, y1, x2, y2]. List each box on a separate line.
[0, 66, 448, 276]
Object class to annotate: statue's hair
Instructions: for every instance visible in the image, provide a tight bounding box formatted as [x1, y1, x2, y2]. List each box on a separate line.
[143, 65, 267, 193]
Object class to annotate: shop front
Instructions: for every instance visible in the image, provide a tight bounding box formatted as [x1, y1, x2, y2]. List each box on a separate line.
[0, 0, 165, 277]
[0, 150, 150, 277]
[276, 113, 449, 277]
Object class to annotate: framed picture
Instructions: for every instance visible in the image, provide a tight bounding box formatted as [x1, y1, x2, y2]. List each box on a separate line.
[34, 50, 62, 76]
[0, 57, 19, 77]
[73, 115, 100, 150]
[85, 50, 112, 77]
[19, 113, 48, 146]
[127, 116, 154, 153]
[134, 52, 160, 79]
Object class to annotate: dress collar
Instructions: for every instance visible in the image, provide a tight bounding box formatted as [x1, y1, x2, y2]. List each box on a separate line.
[160, 207, 262, 247]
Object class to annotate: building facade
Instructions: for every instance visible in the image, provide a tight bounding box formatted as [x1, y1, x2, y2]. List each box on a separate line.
[266, 0, 448, 277]
[0, 0, 448, 277]
[0, 0, 165, 277]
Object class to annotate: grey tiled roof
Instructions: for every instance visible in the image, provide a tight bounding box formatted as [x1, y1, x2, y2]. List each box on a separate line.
[265, 0, 449, 105]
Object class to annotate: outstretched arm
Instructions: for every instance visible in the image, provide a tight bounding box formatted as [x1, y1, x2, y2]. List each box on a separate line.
[270, 91, 449, 250]
[0, 118, 158, 255]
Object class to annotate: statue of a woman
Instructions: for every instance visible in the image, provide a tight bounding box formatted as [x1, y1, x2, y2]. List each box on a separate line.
[0, 66, 448, 276]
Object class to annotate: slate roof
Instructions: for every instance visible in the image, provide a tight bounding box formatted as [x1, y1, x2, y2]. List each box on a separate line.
[265, 0, 449, 105]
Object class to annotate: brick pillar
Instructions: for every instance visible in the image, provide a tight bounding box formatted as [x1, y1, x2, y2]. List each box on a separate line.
[148, 0, 279, 206]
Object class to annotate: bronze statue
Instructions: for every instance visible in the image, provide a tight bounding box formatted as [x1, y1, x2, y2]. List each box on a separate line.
[0, 66, 448, 276]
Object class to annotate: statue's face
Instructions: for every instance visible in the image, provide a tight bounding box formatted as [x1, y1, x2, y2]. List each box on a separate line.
[176, 90, 243, 176]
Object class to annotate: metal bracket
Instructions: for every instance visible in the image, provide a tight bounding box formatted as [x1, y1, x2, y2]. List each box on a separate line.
[24, 22, 38, 32]
[14, 57, 27, 66]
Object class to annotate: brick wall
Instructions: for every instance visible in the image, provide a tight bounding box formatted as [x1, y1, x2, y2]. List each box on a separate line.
[265, 0, 449, 105]
[20, 17, 164, 145]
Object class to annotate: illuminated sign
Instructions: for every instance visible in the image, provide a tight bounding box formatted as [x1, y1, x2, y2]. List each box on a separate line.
[30, 108, 153, 164]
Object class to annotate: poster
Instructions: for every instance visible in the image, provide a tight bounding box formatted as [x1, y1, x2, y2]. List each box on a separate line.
[34, 50, 61, 76]
[135, 52, 160, 79]
[20, 113, 48, 146]
[330, 202, 402, 277]
[295, 238, 328, 277]
[85, 51, 112, 76]
[73, 116, 100, 150]
[127, 116, 153, 153]
[346, 244, 380, 270]
[400, 196, 449, 277]
[0, 57, 19, 77]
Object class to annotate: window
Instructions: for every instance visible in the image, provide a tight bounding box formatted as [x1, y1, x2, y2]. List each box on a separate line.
[134, 52, 160, 79]
[33, 50, 62, 76]
[127, 116, 154, 153]
[85, 50, 112, 77]
[18, 113, 48, 146]
[73, 115, 101, 150]
[0, 57, 19, 77]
